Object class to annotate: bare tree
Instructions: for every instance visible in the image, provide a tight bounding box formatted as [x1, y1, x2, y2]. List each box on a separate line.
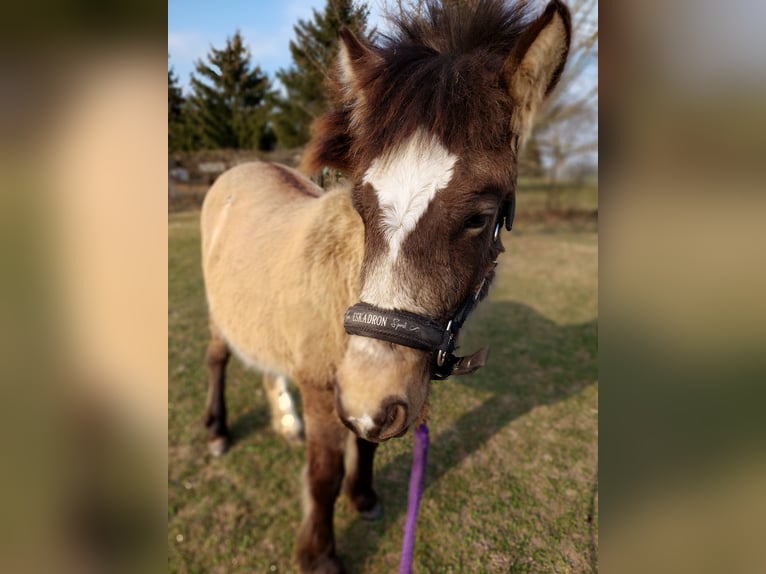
[528, 0, 598, 209]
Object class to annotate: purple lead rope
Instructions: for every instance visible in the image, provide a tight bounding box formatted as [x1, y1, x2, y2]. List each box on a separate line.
[399, 423, 429, 574]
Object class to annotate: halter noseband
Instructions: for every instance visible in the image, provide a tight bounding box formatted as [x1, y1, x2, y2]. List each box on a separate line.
[343, 196, 515, 380]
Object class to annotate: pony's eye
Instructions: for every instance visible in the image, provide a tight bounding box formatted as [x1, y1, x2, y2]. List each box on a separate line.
[464, 213, 490, 232]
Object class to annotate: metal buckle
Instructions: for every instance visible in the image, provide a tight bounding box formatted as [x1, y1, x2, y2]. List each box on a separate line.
[436, 320, 455, 367]
[436, 335, 452, 366]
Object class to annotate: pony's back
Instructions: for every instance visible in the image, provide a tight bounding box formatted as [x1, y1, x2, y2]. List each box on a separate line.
[200, 161, 364, 382]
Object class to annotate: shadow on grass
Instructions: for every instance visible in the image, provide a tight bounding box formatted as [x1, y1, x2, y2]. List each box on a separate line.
[228, 404, 271, 446]
[226, 375, 306, 448]
[338, 300, 598, 570]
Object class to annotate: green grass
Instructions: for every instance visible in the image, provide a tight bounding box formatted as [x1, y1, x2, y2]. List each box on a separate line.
[516, 178, 599, 215]
[169, 208, 598, 573]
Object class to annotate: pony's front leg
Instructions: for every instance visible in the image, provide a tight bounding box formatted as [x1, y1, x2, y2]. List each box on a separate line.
[344, 435, 382, 520]
[296, 387, 347, 574]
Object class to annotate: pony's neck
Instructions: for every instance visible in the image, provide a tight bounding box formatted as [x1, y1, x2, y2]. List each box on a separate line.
[303, 185, 365, 305]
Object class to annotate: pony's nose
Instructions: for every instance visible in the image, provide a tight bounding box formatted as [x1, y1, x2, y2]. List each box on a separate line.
[376, 400, 409, 441]
[337, 396, 410, 442]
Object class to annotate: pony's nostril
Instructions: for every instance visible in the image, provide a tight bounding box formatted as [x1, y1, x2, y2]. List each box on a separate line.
[378, 401, 408, 441]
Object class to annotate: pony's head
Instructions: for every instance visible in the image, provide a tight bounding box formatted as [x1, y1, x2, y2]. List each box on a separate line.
[305, 0, 571, 442]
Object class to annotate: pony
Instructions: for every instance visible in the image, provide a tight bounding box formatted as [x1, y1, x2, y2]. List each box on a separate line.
[199, 1, 570, 572]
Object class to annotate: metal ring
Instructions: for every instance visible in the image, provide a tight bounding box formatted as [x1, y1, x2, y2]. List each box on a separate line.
[436, 349, 446, 367]
[493, 220, 502, 242]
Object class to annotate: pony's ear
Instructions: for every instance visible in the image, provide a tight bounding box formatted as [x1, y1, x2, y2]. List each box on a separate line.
[301, 28, 380, 176]
[503, 0, 571, 143]
[337, 26, 380, 92]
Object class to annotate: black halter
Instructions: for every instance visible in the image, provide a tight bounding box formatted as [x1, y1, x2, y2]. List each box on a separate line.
[344, 196, 515, 380]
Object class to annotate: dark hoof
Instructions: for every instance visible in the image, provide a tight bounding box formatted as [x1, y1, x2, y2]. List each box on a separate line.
[358, 500, 383, 521]
[349, 489, 383, 521]
[207, 436, 229, 457]
[298, 554, 346, 574]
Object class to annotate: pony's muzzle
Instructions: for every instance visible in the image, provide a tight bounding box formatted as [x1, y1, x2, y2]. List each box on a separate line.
[336, 393, 410, 442]
[335, 335, 430, 442]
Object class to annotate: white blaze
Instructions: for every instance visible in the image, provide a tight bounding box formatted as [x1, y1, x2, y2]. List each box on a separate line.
[348, 414, 375, 433]
[360, 130, 457, 311]
[363, 129, 457, 262]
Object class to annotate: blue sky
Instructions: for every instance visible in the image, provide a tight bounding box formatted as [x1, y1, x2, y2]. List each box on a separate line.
[168, 0, 389, 95]
[167, 1, 573, 96]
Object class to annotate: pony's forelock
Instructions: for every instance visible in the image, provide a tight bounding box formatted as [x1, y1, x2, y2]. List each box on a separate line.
[304, 0, 535, 175]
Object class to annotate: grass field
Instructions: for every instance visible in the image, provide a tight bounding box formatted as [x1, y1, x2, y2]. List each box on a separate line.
[168, 197, 598, 573]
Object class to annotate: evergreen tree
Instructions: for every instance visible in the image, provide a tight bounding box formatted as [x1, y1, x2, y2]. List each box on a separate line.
[274, 0, 371, 148]
[168, 65, 184, 124]
[168, 64, 186, 151]
[187, 31, 275, 150]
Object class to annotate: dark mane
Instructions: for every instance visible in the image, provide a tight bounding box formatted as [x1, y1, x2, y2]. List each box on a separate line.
[386, 0, 529, 56]
[305, 0, 533, 174]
